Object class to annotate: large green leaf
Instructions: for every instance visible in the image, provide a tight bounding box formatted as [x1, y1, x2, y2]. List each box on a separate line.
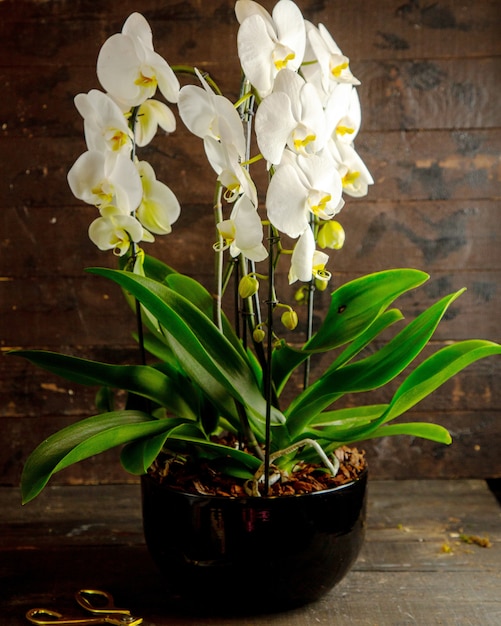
[305, 269, 428, 351]
[11, 350, 197, 419]
[87, 268, 284, 430]
[380, 340, 501, 425]
[286, 289, 464, 436]
[272, 269, 427, 393]
[21, 410, 171, 503]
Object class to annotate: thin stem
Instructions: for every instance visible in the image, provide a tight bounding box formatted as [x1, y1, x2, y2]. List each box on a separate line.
[213, 183, 224, 331]
[263, 226, 278, 496]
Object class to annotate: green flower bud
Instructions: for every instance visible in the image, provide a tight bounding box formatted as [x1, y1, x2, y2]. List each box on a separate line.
[318, 221, 345, 250]
[281, 309, 298, 331]
[238, 275, 259, 299]
[253, 327, 266, 343]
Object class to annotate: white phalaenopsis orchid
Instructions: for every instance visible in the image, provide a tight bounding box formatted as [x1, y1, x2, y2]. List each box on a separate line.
[266, 151, 344, 238]
[88, 213, 153, 256]
[303, 21, 360, 101]
[324, 83, 361, 144]
[324, 140, 374, 198]
[74, 89, 133, 155]
[236, 0, 306, 97]
[178, 74, 246, 157]
[217, 195, 267, 262]
[136, 161, 180, 235]
[67, 150, 143, 214]
[204, 136, 258, 206]
[255, 69, 326, 165]
[97, 12, 180, 108]
[134, 99, 177, 147]
[288, 226, 329, 284]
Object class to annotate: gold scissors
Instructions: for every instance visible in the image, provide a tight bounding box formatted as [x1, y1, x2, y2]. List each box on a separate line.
[26, 589, 143, 625]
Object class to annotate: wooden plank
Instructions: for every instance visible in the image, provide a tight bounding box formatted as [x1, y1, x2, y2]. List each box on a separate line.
[0, 0, 499, 67]
[1, 129, 499, 210]
[2, 200, 499, 278]
[2, 57, 499, 139]
[1, 480, 500, 625]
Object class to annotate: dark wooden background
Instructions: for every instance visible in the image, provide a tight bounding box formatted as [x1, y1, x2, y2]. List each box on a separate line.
[1, 0, 500, 489]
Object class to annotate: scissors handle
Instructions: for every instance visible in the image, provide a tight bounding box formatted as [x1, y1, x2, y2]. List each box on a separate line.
[75, 589, 131, 617]
[25, 607, 104, 625]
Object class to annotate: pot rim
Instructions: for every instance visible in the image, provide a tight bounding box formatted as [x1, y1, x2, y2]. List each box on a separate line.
[142, 465, 368, 503]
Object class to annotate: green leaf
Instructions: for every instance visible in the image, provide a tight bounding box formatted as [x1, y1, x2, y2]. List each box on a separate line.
[381, 340, 501, 424]
[306, 269, 428, 352]
[11, 350, 197, 420]
[272, 269, 427, 393]
[87, 268, 284, 430]
[21, 411, 170, 503]
[120, 420, 202, 474]
[363, 422, 452, 444]
[286, 289, 464, 436]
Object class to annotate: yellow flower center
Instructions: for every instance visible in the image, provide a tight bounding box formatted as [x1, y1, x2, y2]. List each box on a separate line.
[331, 61, 349, 78]
[135, 71, 157, 89]
[273, 44, 296, 70]
[336, 125, 355, 137]
[308, 191, 332, 216]
[342, 171, 360, 187]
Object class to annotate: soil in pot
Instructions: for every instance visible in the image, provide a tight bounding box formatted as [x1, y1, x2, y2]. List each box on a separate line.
[141, 447, 367, 614]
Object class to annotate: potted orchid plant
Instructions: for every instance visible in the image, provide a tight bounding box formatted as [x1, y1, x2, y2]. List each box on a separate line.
[13, 0, 501, 613]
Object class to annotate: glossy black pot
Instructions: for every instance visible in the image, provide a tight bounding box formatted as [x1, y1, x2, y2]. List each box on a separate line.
[141, 469, 367, 613]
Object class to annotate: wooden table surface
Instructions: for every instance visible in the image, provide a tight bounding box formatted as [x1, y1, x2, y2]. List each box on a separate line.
[2, 480, 500, 626]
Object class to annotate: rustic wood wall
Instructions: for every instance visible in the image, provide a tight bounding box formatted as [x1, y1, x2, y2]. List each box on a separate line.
[1, 0, 500, 487]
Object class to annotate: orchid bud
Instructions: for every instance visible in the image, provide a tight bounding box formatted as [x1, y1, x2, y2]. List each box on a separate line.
[281, 309, 298, 331]
[238, 275, 259, 299]
[317, 221, 345, 250]
[253, 327, 266, 343]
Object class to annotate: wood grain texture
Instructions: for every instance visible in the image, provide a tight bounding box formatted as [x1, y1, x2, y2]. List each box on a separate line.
[1, 0, 500, 485]
[1, 480, 500, 624]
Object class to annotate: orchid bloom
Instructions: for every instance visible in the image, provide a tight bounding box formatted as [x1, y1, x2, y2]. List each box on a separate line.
[74, 89, 133, 155]
[97, 12, 180, 108]
[178, 72, 246, 156]
[134, 99, 177, 147]
[288, 227, 329, 284]
[88, 214, 153, 256]
[324, 140, 374, 198]
[217, 195, 267, 262]
[303, 22, 360, 99]
[67, 150, 143, 214]
[266, 151, 344, 238]
[236, 0, 306, 97]
[204, 136, 258, 206]
[136, 161, 180, 234]
[255, 69, 325, 165]
[324, 83, 361, 145]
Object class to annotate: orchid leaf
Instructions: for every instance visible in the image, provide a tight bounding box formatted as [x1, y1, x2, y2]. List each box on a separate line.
[272, 269, 426, 393]
[11, 350, 197, 419]
[286, 289, 464, 436]
[87, 268, 284, 429]
[305, 268, 428, 352]
[121, 421, 203, 474]
[21, 410, 170, 504]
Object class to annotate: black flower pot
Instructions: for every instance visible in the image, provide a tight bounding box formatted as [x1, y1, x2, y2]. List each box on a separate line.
[141, 469, 367, 613]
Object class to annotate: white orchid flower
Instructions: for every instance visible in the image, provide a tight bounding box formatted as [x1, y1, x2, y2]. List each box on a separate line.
[217, 195, 267, 262]
[67, 150, 143, 214]
[97, 12, 180, 108]
[74, 89, 133, 155]
[178, 72, 246, 156]
[323, 140, 374, 198]
[88, 214, 153, 256]
[266, 151, 344, 238]
[204, 136, 258, 206]
[324, 83, 361, 144]
[288, 227, 329, 284]
[136, 161, 180, 234]
[236, 0, 306, 97]
[255, 68, 325, 165]
[134, 99, 176, 147]
[302, 21, 360, 101]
